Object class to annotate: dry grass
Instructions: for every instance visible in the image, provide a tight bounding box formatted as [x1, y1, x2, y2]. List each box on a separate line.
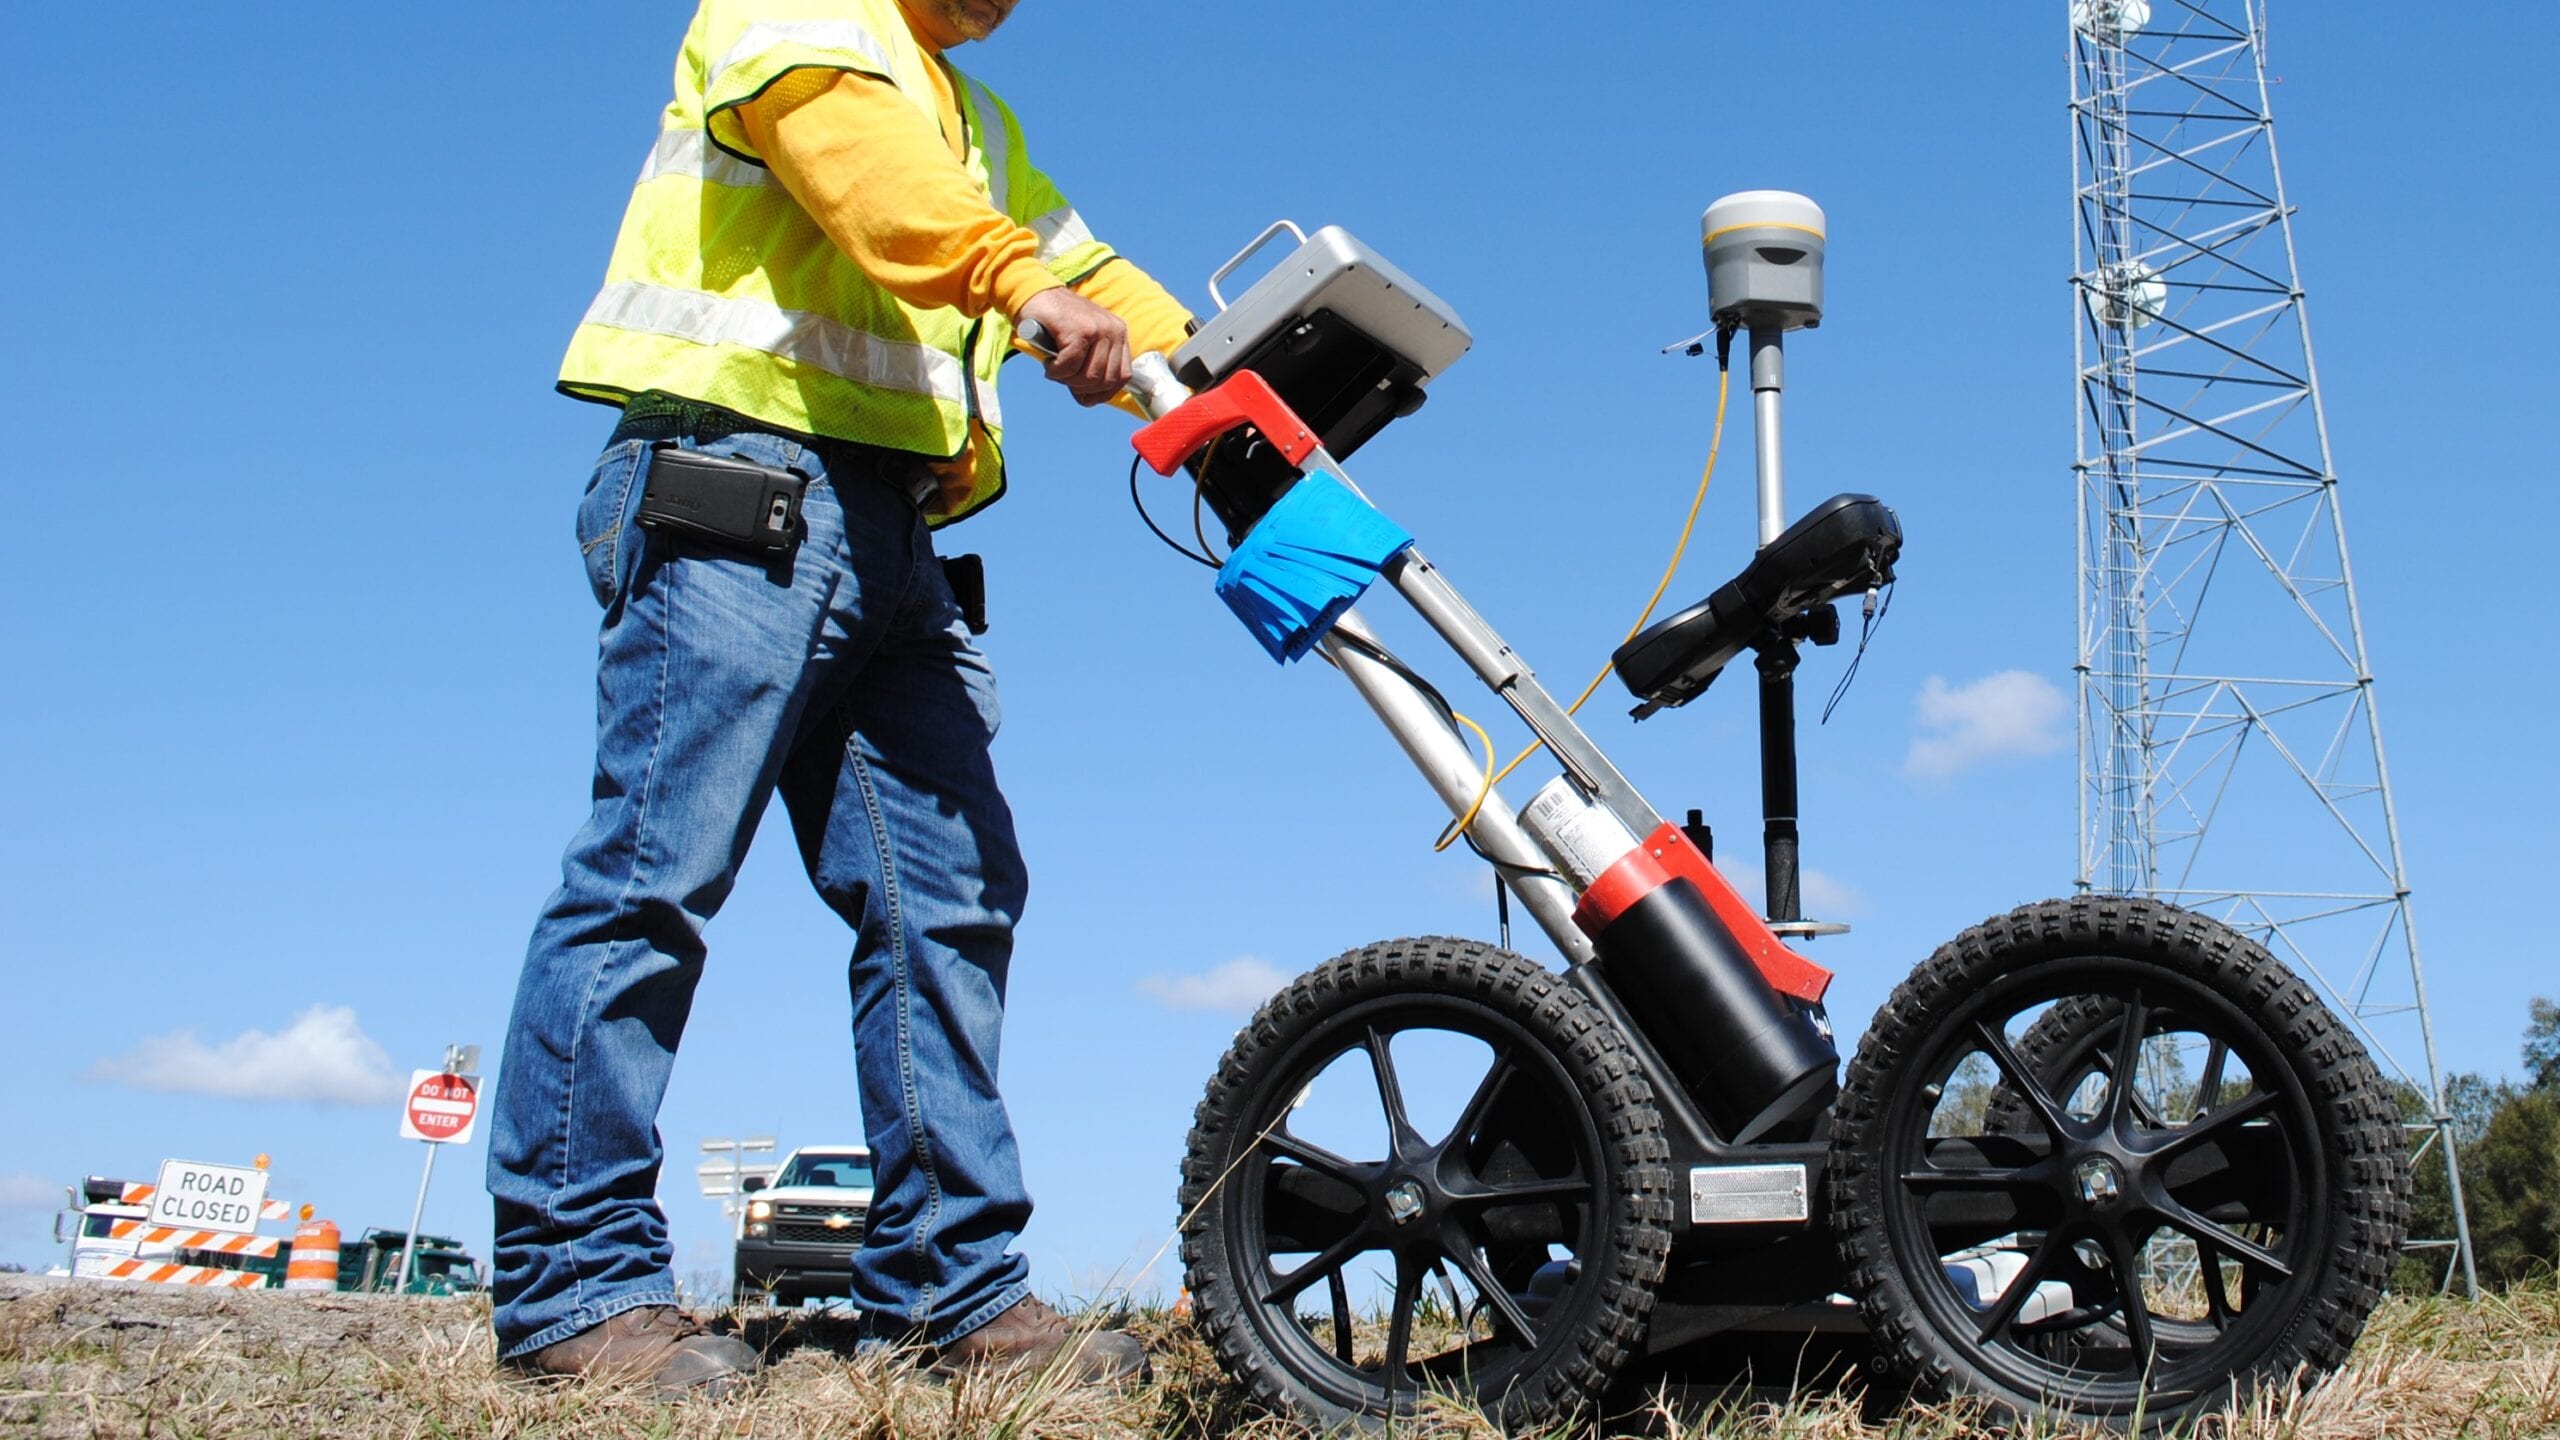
[0, 1273, 2550, 1439]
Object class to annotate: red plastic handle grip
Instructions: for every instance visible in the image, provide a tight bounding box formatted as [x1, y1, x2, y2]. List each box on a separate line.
[1131, 370, 1318, 477]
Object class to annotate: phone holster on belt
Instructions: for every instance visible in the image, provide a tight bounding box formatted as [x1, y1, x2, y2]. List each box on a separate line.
[638, 443, 808, 558]
[942, 554, 988, 635]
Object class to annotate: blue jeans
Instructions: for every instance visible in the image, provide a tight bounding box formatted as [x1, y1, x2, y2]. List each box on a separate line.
[487, 404, 1033, 1358]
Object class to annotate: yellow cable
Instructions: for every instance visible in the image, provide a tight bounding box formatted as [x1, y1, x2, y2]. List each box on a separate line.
[1482, 362, 1734, 791]
[1432, 710, 1498, 853]
[1229, 366, 1728, 858]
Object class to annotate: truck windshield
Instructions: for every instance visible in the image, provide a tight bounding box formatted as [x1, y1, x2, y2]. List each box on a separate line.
[778, 1154, 874, 1189]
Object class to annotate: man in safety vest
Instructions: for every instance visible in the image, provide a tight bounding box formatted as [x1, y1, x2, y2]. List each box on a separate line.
[485, 0, 1189, 1397]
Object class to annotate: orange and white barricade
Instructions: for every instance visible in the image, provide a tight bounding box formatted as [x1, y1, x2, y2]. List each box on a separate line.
[105, 1222, 283, 1259]
[89, 1182, 298, 1290]
[284, 1219, 341, 1292]
[104, 1259, 267, 1289]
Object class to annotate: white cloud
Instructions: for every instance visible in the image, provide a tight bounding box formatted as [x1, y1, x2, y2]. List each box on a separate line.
[1137, 957, 1292, 1015]
[0, 1173, 64, 1211]
[1904, 670, 2070, 780]
[89, 1004, 405, 1106]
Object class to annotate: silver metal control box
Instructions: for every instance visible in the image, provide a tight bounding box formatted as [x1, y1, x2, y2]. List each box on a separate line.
[1174, 222, 1472, 390]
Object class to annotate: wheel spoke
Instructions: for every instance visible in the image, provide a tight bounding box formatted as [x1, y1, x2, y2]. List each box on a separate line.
[1380, 1255, 1422, 1402]
[1446, 1045, 1517, 1149]
[1442, 1236, 1542, 1348]
[2191, 1038, 2231, 1121]
[1428, 1257, 1462, 1324]
[2004, 1243, 2125, 1339]
[2101, 1227, 2159, 1370]
[1973, 1230, 2065, 1343]
[2157, 1197, 2294, 1280]
[2103, 991, 2151, 1131]
[2148, 1086, 2281, 1161]
[1263, 1129, 1367, 1183]
[1327, 1269, 1355, 1363]
[1263, 1229, 1370, 1307]
[1901, 1162, 2045, 1192]
[1447, 1172, 1594, 1208]
[1366, 1026, 1422, 1152]
[1974, 1020, 2077, 1141]
[2198, 1239, 2237, 1328]
[2082, 1050, 2170, 1127]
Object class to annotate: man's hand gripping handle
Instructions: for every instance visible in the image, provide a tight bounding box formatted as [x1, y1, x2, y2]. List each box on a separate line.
[1014, 314, 1191, 420]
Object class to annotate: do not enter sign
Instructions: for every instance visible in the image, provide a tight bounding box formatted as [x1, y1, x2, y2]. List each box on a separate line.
[399, 1070, 482, 1145]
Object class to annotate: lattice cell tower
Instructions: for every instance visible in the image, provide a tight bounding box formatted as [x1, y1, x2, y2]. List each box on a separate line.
[2067, 0, 2475, 1293]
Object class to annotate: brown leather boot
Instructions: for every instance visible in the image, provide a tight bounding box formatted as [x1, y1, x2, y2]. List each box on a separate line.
[511, 1305, 762, 1399]
[929, 1296, 1150, 1385]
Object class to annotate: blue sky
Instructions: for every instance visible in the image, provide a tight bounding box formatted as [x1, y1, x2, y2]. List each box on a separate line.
[4, 2, 2552, 1296]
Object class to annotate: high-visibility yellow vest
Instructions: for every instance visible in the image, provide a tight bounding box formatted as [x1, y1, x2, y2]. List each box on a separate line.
[558, 0, 1115, 525]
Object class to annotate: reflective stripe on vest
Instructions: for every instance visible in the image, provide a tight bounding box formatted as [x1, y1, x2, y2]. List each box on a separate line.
[582, 281, 968, 406]
[1030, 206, 1095, 263]
[706, 18, 896, 96]
[638, 129, 775, 190]
[959, 74, 1011, 219]
[958, 74, 1096, 270]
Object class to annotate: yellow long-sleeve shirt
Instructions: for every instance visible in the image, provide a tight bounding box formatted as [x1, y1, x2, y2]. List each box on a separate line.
[732, 43, 1191, 498]
[733, 36, 1192, 359]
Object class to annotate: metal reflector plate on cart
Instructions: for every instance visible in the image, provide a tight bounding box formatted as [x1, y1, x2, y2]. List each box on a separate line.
[1688, 1163, 1809, 1224]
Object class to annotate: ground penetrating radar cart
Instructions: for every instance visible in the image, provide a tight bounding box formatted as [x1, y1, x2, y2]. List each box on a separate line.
[1092, 198, 2408, 1432]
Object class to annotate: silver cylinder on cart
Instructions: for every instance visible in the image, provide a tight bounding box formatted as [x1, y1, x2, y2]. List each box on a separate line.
[1516, 775, 1645, 890]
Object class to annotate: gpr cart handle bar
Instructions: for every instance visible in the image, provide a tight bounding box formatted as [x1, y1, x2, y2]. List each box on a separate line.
[1010, 316, 1191, 421]
[1130, 370, 1317, 476]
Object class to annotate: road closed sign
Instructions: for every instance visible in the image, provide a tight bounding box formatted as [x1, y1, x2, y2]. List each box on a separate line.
[399, 1070, 482, 1146]
[150, 1159, 269, 1236]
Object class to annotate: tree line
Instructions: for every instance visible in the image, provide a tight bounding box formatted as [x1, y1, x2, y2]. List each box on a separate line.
[2397, 997, 2559, 1292]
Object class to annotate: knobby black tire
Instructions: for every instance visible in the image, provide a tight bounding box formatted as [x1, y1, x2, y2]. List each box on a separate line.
[1179, 937, 1674, 1432]
[1828, 897, 2408, 1431]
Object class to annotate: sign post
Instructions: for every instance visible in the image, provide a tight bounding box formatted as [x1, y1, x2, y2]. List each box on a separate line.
[695, 1135, 779, 1220]
[394, 1044, 480, 1295]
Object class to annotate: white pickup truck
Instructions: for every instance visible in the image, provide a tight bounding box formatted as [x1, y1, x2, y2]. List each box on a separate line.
[732, 1144, 874, 1306]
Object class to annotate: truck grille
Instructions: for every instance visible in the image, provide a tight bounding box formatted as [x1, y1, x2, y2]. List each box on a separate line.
[771, 1203, 867, 1246]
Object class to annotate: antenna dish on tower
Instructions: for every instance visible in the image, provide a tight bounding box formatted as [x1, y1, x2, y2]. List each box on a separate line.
[2072, 0, 2151, 38]
[2083, 260, 2166, 328]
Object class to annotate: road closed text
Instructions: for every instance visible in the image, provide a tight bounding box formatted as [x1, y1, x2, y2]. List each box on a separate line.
[150, 1161, 268, 1235]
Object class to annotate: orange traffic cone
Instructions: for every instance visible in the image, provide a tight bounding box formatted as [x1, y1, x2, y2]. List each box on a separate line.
[285, 1219, 341, 1293]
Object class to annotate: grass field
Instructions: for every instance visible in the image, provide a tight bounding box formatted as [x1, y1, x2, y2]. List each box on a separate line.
[2, 1272, 2552, 1438]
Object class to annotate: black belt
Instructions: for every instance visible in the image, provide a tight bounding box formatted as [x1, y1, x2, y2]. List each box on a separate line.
[609, 393, 941, 511]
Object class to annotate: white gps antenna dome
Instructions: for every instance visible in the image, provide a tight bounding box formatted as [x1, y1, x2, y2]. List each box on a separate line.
[1702, 191, 1825, 332]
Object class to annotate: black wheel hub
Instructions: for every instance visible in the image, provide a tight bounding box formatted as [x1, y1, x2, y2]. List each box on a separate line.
[2073, 1154, 2126, 1211]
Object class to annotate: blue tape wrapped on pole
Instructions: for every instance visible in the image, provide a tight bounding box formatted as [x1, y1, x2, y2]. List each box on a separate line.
[1215, 474, 1414, 664]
